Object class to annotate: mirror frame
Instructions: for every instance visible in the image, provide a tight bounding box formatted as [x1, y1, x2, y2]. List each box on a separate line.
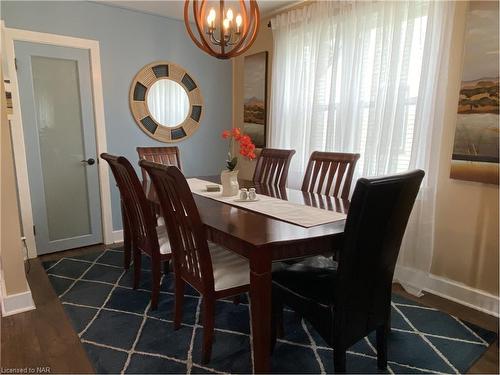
[129, 61, 204, 142]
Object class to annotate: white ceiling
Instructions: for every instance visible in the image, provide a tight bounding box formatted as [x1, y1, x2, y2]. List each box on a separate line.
[96, 1, 296, 21]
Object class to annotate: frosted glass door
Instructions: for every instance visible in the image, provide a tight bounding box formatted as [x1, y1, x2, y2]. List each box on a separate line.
[15, 42, 102, 254]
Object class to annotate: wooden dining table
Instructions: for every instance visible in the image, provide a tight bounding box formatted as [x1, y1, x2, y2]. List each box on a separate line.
[146, 176, 348, 373]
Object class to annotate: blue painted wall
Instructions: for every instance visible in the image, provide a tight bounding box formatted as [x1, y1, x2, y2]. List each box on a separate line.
[1, 1, 232, 231]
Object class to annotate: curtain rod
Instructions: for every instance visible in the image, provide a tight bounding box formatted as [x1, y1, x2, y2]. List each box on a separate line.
[266, 0, 310, 27]
[267, 0, 361, 28]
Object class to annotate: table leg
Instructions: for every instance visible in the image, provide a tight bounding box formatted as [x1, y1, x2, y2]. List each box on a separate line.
[249, 249, 272, 373]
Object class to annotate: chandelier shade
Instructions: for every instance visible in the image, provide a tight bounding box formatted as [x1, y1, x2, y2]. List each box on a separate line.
[184, 0, 260, 59]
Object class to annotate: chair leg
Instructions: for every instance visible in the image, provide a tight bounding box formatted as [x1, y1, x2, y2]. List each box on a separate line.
[270, 301, 283, 354]
[201, 297, 215, 364]
[376, 324, 388, 370]
[151, 259, 161, 310]
[123, 232, 131, 270]
[121, 202, 131, 270]
[270, 315, 277, 354]
[163, 260, 170, 274]
[333, 348, 346, 373]
[174, 278, 185, 330]
[133, 248, 141, 290]
[271, 298, 284, 354]
[277, 308, 284, 339]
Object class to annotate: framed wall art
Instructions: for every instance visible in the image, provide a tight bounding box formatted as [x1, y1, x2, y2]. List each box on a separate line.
[450, 1, 499, 184]
[243, 51, 268, 148]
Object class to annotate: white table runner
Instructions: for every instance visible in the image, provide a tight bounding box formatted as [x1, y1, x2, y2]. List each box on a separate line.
[187, 178, 346, 228]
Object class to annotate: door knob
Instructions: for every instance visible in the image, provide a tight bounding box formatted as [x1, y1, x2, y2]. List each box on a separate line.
[81, 158, 96, 165]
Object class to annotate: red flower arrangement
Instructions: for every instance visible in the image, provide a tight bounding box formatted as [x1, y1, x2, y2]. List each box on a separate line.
[221, 127, 256, 171]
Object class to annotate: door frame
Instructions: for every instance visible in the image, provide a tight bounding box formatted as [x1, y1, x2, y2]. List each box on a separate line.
[3, 25, 113, 258]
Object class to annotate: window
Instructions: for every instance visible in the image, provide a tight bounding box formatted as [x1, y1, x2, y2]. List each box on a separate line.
[270, 1, 433, 186]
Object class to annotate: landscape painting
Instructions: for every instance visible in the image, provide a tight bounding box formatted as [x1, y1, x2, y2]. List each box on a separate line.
[243, 52, 267, 148]
[450, 1, 499, 185]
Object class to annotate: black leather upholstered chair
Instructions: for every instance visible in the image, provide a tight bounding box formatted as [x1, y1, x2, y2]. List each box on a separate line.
[271, 169, 425, 373]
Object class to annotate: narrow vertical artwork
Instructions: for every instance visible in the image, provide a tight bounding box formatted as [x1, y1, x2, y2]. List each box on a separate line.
[450, 1, 499, 184]
[243, 51, 268, 148]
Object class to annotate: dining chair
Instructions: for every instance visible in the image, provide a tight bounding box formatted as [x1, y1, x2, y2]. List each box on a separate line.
[252, 148, 296, 188]
[271, 169, 425, 373]
[301, 151, 360, 199]
[136, 146, 181, 191]
[297, 151, 360, 268]
[101, 153, 172, 310]
[137, 146, 181, 248]
[139, 160, 250, 364]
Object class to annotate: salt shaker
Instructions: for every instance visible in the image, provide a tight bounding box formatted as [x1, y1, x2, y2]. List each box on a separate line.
[248, 188, 257, 201]
[239, 188, 248, 200]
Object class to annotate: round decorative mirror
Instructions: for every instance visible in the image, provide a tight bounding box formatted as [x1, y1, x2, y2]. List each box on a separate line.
[129, 61, 204, 142]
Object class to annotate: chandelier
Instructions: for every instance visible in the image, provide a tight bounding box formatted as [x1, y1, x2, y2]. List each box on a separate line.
[184, 0, 260, 59]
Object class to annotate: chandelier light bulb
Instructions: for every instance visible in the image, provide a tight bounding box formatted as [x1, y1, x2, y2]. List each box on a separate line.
[208, 8, 216, 20]
[235, 14, 242, 27]
[206, 8, 216, 28]
[226, 8, 234, 21]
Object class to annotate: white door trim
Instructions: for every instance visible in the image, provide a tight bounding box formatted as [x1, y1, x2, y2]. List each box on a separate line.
[2, 26, 113, 258]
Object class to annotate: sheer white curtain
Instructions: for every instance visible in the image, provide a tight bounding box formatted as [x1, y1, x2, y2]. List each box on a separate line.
[270, 0, 455, 294]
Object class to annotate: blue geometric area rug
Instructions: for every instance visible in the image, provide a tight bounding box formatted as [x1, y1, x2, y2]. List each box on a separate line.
[43, 247, 496, 374]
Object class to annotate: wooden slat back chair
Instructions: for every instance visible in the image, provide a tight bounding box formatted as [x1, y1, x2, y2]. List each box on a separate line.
[100, 153, 171, 309]
[137, 147, 182, 218]
[301, 151, 360, 199]
[288, 152, 358, 268]
[139, 160, 250, 364]
[272, 169, 425, 372]
[253, 148, 296, 188]
[137, 146, 181, 190]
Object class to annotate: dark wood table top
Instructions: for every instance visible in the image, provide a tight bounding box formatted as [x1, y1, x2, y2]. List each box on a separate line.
[157, 176, 349, 249]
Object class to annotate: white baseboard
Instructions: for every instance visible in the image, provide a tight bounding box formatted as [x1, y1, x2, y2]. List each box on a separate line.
[395, 265, 499, 317]
[0, 286, 36, 317]
[111, 229, 124, 244]
[0, 259, 36, 316]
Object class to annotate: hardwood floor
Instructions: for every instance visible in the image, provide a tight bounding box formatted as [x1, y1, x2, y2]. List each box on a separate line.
[0, 245, 105, 374]
[1, 244, 498, 374]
